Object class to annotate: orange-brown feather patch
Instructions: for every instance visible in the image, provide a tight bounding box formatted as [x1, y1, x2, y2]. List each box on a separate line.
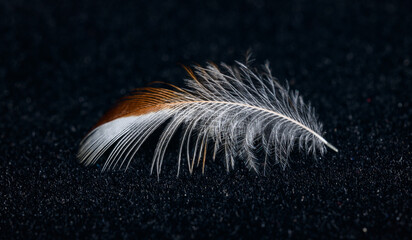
[92, 88, 181, 129]
[182, 65, 198, 82]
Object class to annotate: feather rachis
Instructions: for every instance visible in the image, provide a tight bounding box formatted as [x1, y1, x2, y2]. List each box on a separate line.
[78, 57, 337, 176]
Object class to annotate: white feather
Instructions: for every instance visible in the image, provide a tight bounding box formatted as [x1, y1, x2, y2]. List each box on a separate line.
[77, 57, 338, 176]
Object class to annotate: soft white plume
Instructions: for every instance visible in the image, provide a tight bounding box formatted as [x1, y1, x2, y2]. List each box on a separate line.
[77, 55, 337, 176]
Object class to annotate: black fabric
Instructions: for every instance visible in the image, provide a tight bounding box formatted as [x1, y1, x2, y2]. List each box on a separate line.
[1, 0, 411, 239]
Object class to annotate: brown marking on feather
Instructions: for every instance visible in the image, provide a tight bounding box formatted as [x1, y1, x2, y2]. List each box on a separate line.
[182, 65, 198, 82]
[92, 88, 181, 129]
[184, 65, 212, 95]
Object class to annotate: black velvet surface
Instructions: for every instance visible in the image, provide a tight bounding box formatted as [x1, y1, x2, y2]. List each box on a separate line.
[1, 0, 411, 239]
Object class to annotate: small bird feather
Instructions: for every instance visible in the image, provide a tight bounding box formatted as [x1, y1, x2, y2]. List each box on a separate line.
[77, 55, 338, 176]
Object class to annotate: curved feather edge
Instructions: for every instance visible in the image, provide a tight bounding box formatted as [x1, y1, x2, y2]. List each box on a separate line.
[77, 58, 337, 176]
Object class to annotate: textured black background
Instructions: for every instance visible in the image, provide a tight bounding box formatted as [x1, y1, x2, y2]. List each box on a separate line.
[1, 0, 411, 239]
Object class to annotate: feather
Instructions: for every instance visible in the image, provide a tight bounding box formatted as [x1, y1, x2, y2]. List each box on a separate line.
[77, 56, 338, 176]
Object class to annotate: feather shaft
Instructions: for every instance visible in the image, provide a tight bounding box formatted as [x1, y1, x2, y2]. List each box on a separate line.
[164, 100, 338, 152]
